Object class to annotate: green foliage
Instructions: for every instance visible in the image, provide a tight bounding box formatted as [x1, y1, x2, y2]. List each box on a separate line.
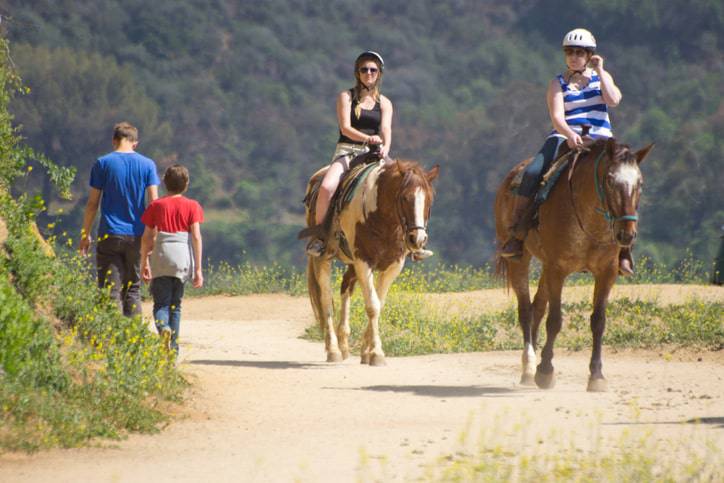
[0, 38, 184, 451]
[3, 1, 720, 267]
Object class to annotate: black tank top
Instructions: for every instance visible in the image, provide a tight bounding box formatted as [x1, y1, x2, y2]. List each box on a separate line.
[338, 89, 381, 145]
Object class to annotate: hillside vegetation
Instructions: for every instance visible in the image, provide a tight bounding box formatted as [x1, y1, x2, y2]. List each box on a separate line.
[3, 1, 723, 268]
[0, 40, 185, 451]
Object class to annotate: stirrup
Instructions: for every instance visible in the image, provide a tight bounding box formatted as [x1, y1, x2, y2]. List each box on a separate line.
[306, 238, 326, 257]
[411, 249, 434, 262]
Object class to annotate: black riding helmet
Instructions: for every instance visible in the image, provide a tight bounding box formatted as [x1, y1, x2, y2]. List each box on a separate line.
[355, 51, 385, 72]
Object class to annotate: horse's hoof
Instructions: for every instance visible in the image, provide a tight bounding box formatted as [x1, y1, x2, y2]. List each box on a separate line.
[520, 373, 536, 386]
[587, 377, 608, 392]
[360, 354, 370, 365]
[341, 349, 350, 360]
[535, 370, 556, 389]
[369, 354, 387, 367]
[326, 352, 343, 363]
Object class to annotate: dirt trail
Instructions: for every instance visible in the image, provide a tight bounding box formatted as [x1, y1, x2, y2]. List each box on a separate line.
[1, 286, 722, 482]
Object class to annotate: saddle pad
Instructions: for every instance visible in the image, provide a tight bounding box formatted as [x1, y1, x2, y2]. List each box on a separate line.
[509, 152, 571, 204]
[335, 161, 380, 213]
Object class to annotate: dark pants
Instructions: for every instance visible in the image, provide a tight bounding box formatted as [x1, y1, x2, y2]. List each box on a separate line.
[518, 136, 566, 198]
[96, 235, 142, 317]
[150, 276, 185, 354]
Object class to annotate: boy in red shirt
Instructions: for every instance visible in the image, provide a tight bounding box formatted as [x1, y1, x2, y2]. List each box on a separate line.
[140, 164, 204, 354]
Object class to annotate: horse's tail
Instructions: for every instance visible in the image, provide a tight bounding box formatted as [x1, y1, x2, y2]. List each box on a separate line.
[306, 257, 325, 332]
[495, 253, 512, 292]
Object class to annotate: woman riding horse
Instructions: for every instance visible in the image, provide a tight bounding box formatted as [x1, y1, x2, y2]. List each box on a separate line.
[305, 51, 433, 261]
[501, 28, 634, 276]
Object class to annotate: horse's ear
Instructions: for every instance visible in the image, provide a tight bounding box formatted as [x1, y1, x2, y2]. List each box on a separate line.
[426, 164, 440, 182]
[634, 143, 654, 165]
[606, 138, 617, 160]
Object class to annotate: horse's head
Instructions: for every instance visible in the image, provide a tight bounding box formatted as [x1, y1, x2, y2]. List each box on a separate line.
[600, 139, 654, 247]
[391, 160, 440, 252]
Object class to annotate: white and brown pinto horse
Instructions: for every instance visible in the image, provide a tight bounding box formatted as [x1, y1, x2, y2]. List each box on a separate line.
[304, 159, 439, 365]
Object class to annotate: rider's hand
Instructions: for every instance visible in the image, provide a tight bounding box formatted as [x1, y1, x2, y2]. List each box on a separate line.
[566, 133, 583, 149]
[367, 135, 383, 145]
[380, 144, 390, 158]
[589, 55, 604, 73]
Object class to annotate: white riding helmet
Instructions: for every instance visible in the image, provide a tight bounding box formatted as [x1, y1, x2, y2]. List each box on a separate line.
[562, 28, 596, 51]
[355, 50, 385, 72]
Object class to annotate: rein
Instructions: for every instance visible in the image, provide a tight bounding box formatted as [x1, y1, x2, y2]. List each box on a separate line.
[567, 144, 638, 243]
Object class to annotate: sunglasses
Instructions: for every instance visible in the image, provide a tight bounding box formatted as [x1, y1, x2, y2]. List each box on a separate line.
[358, 67, 379, 74]
[564, 47, 589, 57]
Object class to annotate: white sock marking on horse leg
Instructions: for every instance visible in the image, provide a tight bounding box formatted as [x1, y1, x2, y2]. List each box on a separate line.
[522, 343, 536, 375]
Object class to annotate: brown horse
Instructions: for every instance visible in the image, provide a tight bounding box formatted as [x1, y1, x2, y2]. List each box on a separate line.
[495, 138, 653, 391]
[304, 159, 439, 365]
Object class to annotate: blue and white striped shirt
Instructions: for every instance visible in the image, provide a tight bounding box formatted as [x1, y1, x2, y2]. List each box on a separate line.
[552, 73, 613, 139]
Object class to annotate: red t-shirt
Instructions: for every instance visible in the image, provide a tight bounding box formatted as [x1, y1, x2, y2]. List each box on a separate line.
[141, 195, 204, 233]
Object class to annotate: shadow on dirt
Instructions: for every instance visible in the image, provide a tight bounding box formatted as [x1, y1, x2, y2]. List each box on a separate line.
[329, 384, 527, 398]
[604, 416, 724, 429]
[189, 359, 325, 369]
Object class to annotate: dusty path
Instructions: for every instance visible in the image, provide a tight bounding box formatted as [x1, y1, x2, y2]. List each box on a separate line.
[1, 286, 722, 482]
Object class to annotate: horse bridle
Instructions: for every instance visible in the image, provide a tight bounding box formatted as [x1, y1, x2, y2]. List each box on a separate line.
[395, 186, 428, 251]
[568, 145, 639, 243]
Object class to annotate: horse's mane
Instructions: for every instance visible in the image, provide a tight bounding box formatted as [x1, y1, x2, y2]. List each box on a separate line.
[383, 159, 436, 201]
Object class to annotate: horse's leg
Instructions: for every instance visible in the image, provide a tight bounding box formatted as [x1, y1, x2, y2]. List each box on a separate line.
[507, 256, 535, 385]
[313, 257, 343, 362]
[369, 258, 406, 366]
[535, 268, 565, 389]
[531, 270, 549, 350]
[354, 261, 386, 366]
[519, 268, 549, 385]
[338, 265, 356, 360]
[587, 267, 617, 392]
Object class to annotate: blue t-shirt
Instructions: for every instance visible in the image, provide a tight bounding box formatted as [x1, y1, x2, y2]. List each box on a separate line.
[89, 151, 160, 236]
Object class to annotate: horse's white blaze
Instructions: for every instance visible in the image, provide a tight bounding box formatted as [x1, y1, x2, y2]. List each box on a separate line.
[413, 188, 427, 245]
[613, 164, 640, 196]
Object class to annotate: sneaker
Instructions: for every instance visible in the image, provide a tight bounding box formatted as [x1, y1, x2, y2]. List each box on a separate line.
[500, 237, 524, 259]
[306, 238, 325, 257]
[411, 249, 434, 262]
[160, 327, 172, 352]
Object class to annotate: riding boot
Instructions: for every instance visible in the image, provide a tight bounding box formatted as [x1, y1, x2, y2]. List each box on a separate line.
[618, 246, 634, 276]
[501, 195, 535, 259]
[306, 237, 326, 257]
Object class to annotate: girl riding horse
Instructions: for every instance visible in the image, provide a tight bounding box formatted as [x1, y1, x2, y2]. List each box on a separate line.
[305, 50, 433, 261]
[501, 28, 634, 276]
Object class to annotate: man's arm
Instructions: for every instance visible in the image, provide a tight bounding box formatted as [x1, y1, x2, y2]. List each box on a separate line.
[190, 222, 203, 288]
[79, 188, 102, 256]
[146, 185, 158, 204]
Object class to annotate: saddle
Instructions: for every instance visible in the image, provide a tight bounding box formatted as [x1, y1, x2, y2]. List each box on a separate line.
[298, 148, 383, 242]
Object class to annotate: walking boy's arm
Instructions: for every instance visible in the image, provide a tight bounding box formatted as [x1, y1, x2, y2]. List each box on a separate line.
[190, 222, 203, 288]
[140, 226, 156, 283]
[79, 188, 102, 256]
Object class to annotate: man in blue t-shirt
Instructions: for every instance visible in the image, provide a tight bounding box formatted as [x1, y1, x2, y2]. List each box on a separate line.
[80, 122, 160, 316]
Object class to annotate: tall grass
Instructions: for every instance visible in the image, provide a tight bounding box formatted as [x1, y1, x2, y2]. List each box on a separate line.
[194, 253, 712, 298]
